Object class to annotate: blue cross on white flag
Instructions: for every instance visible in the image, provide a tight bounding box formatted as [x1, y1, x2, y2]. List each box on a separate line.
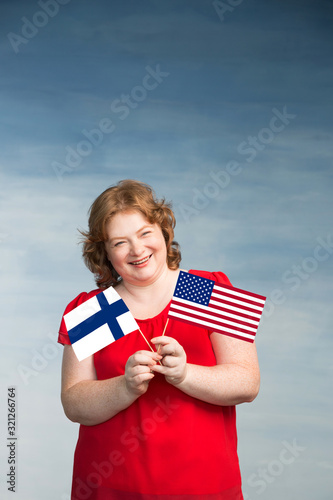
[64, 287, 139, 361]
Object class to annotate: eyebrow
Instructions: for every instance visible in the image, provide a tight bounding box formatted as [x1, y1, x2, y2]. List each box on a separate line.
[109, 224, 154, 243]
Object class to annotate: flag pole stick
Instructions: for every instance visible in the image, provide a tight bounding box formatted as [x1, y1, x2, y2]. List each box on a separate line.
[162, 318, 169, 336]
[138, 328, 154, 352]
[155, 318, 169, 356]
[138, 328, 163, 365]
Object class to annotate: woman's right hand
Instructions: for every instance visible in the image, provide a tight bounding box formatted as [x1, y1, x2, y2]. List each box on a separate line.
[125, 350, 162, 397]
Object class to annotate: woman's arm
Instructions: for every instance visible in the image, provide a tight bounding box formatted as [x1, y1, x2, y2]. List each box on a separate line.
[151, 333, 260, 406]
[61, 345, 161, 426]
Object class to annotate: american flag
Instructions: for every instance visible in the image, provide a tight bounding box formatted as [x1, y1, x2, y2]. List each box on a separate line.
[64, 287, 139, 361]
[168, 271, 266, 342]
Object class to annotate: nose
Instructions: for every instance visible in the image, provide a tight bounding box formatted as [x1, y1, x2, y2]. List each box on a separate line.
[129, 238, 144, 256]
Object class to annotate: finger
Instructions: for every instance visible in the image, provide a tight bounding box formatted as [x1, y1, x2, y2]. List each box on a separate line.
[127, 372, 155, 393]
[134, 349, 163, 360]
[151, 336, 175, 346]
[161, 355, 179, 368]
[133, 349, 162, 359]
[151, 337, 179, 356]
[127, 367, 156, 383]
[128, 351, 162, 367]
[150, 363, 168, 375]
[151, 336, 177, 357]
[128, 363, 155, 377]
[159, 343, 182, 358]
[133, 371, 155, 383]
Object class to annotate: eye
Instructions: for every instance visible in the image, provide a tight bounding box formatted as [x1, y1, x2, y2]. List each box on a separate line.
[114, 241, 125, 247]
[142, 230, 151, 237]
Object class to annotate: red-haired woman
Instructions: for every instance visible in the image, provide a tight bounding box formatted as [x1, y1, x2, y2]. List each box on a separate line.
[58, 179, 260, 500]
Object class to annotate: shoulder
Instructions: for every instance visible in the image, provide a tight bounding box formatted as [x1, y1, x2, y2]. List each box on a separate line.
[188, 269, 232, 286]
[62, 288, 101, 315]
[58, 288, 101, 344]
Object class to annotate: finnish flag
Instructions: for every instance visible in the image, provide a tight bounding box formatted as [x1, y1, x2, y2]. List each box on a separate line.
[64, 287, 139, 361]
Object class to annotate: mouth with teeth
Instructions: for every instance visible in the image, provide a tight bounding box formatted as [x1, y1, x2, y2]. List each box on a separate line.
[129, 255, 152, 266]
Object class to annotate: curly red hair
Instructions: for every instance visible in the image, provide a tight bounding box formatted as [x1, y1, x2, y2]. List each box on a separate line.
[80, 179, 181, 289]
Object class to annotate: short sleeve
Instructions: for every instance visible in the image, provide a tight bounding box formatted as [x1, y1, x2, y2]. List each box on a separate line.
[57, 289, 100, 345]
[188, 269, 232, 287]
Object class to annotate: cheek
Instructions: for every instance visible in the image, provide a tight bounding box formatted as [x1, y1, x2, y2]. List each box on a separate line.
[155, 236, 168, 257]
[106, 247, 120, 266]
[111, 247, 130, 267]
[105, 245, 113, 263]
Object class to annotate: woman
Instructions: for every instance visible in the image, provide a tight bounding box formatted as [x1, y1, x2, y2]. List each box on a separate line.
[58, 179, 260, 500]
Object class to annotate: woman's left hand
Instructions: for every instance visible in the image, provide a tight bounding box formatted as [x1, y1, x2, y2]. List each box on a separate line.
[150, 336, 187, 386]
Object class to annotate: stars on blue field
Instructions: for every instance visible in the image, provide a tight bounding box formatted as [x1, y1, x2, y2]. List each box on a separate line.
[173, 271, 215, 306]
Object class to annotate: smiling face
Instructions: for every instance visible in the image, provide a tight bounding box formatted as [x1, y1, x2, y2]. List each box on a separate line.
[104, 210, 168, 286]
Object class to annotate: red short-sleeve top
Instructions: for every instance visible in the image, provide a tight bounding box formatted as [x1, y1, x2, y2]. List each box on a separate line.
[58, 270, 243, 500]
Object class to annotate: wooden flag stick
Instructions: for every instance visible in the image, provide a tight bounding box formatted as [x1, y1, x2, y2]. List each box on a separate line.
[138, 327, 162, 365]
[162, 318, 169, 336]
[138, 328, 154, 352]
[155, 318, 170, 356]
